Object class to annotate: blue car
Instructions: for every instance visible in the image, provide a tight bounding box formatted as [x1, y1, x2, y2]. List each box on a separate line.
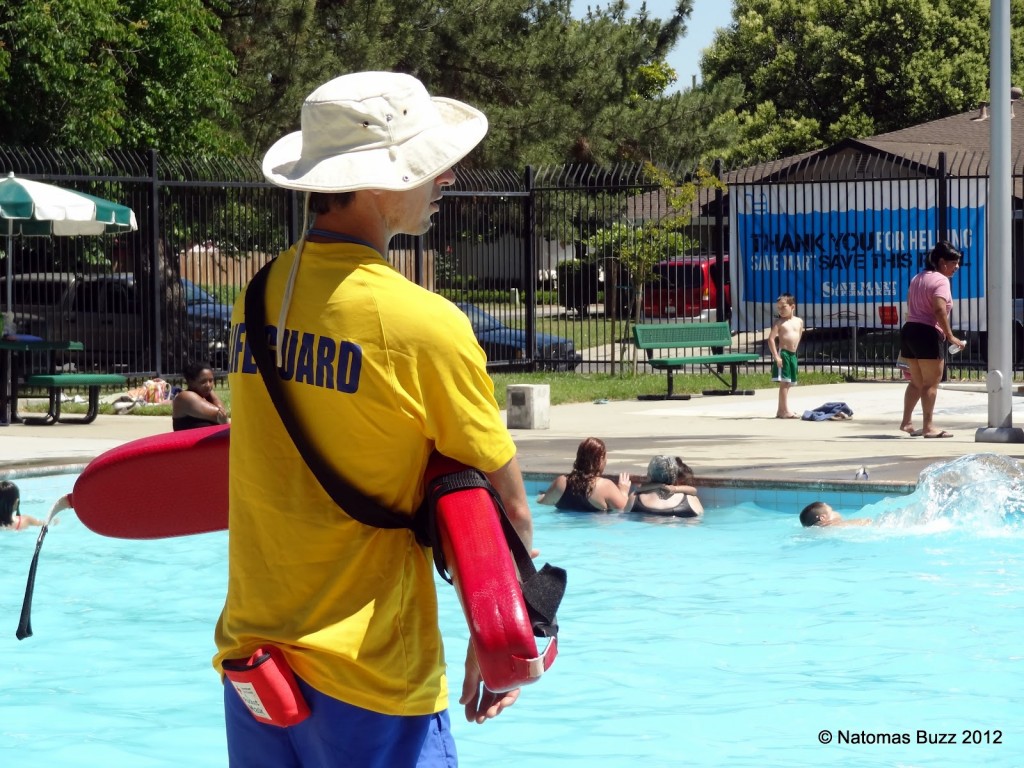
[457, 303, 581, 371]
[181, 278, 232, 366]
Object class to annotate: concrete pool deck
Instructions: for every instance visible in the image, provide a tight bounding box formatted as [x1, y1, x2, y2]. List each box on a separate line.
[1, 381, 1023, 487]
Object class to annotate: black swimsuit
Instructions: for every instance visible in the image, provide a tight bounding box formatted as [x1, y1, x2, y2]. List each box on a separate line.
[631, 487, 699, 517]
[172, 414, 220, 432]
[554, 484, 603, 512]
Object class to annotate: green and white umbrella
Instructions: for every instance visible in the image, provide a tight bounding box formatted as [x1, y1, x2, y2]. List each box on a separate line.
[0, 171, 138, 312]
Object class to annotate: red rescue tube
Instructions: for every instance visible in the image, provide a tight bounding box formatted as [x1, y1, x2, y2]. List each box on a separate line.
[71, 424, 230, 539]
[424, 454, 557, 693]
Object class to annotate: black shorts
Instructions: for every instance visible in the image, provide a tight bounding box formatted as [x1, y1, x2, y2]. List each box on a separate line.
[900, 322, 943, 360]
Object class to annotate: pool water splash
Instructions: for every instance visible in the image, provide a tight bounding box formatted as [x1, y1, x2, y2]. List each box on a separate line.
[864, 453, 1024, 534]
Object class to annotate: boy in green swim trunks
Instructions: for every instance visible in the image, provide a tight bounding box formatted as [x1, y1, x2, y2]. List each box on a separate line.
[767, 293, 805, 418]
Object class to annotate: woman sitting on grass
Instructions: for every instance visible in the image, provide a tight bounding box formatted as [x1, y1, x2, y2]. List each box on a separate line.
[537, 436, 634, 512]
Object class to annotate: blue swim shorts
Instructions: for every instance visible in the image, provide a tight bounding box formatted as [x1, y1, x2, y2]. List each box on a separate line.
[224, 676, 457, 768]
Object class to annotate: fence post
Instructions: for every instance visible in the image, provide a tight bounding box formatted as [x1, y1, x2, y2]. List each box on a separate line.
[287, 191, 302, 249]
[148, 149, 163, 376]
[937, 152, 948, 240]
[414, 234, 425, 287]
[713, 158, 727, 324]
[523, 165, 537, 366]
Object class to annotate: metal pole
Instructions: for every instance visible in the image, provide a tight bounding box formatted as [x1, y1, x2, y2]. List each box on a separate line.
[977, 0, 1024, 442]
[523, 166, 537, 367]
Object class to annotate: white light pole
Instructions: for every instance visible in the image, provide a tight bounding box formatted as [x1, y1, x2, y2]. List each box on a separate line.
[977, 0, 1024, 442]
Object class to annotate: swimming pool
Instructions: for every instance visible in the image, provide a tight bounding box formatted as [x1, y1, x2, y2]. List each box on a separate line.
[2, 459, 1021, 767]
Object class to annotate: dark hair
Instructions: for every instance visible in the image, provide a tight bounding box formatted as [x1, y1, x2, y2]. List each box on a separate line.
[183, 361, 214, 385]
[308, 192, 356, 214]
[674, 457, 695, 485]
[0, 480, 20, 526]
[799, 501, 830, 527]
[566, 437, 607, 498]
[777, 292, 796, 308]
[925, 240, 962, 271]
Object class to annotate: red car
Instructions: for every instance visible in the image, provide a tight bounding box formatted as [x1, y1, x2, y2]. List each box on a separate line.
[641, 257, 731, 322]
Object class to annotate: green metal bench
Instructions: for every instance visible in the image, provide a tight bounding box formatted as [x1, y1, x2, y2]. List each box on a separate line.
[632, 322, 760, 400]
[20, 373, 128, 425]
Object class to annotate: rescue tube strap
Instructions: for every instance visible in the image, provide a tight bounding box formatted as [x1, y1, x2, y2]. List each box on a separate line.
[425, 468, 566, 638]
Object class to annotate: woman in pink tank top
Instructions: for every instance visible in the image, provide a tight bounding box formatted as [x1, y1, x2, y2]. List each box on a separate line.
[898, 241, 966, 438]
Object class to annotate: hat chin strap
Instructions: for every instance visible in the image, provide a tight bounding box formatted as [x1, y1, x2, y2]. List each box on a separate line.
[274, 193, 311, 368]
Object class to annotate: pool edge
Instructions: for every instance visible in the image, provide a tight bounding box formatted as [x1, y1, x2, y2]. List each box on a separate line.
[523, 471, 915, 496]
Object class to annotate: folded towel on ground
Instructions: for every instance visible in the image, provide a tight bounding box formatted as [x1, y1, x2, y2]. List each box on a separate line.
[802, 401, 854, 421]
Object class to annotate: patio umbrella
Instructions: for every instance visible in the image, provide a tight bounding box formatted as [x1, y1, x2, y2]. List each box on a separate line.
[0, 172, 138, 313]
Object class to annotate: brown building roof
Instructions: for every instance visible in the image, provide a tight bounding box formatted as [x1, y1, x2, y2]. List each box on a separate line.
[628, 102, 1024, 224]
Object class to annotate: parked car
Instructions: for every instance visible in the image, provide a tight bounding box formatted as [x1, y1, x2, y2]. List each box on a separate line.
[0, 272, 232, 371]
[180, 278, 233, 366]
[640, 256, 731, 322]
[456, 302, 582, 371]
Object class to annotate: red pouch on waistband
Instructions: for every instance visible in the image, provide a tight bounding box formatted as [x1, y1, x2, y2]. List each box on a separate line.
[222, 646, 310, 727]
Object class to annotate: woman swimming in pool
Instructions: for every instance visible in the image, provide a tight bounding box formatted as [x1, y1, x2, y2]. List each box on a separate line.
[537, 437, 635, 512]
[0, 480, 44, 530]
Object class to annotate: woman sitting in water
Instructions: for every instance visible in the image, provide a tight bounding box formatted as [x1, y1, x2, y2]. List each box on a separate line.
[0, 480, 45, 530]
[631, 455, 704, 517]
[537, 436, 635, 512]
[172, 362, 228, 431]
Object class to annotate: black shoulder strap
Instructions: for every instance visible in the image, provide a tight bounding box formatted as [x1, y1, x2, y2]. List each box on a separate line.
[244, 260, 564, 638]
[243, 260, 420, 535]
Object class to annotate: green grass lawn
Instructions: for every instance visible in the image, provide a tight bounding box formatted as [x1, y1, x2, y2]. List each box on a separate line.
[41, 368, 848, 418]
[488, 370, 847, 408]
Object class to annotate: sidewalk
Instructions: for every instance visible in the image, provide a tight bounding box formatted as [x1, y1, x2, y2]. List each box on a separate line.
[508, 381, 1024, 485]
[1, 382, 1022, 486]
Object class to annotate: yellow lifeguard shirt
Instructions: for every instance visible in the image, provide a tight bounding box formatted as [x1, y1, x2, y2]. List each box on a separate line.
[213, 241, 516, 716]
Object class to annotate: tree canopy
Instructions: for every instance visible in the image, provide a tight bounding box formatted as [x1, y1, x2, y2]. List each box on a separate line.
[0, 0, 239, 154]
[701, 0, 1024, 164]
[217, 0, 741, 169]
[0, 0, 742, 169]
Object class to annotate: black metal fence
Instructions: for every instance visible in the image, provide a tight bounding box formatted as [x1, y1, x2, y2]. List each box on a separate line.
[0, 146, 1018, 382]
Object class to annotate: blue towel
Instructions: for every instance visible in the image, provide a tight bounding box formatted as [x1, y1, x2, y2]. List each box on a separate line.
[801, 401, 854, 421]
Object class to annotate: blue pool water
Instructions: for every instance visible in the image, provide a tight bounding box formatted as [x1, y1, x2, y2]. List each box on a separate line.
[2, 457, 1023, 768]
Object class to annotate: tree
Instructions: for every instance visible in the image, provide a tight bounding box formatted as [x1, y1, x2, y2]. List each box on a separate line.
[423, 0, 729, 168]
[214, 0, 329, 155]
[585, 163, 721, 369]
[0, 0, 239, 153]
[216, 0, 741, 168]
[701, 0, 1024, 162]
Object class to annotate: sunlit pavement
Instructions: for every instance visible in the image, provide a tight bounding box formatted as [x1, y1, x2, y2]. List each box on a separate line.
[1, 381, 1023, 488]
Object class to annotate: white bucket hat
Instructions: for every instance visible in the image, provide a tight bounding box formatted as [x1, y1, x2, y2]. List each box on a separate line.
[262, 71, 488, 192]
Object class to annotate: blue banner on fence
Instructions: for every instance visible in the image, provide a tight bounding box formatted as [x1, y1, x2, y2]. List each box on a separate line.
[735, 206, 985, 303]
[729, 180, 988, 332]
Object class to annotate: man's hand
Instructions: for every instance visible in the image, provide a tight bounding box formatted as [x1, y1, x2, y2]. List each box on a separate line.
[460, 641, 521, 724]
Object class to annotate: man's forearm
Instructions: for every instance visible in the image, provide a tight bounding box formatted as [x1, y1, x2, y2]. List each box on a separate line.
[485, 455, 533, 549]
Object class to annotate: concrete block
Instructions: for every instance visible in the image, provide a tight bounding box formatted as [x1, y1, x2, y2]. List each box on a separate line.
[506, 383, 550, 429]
